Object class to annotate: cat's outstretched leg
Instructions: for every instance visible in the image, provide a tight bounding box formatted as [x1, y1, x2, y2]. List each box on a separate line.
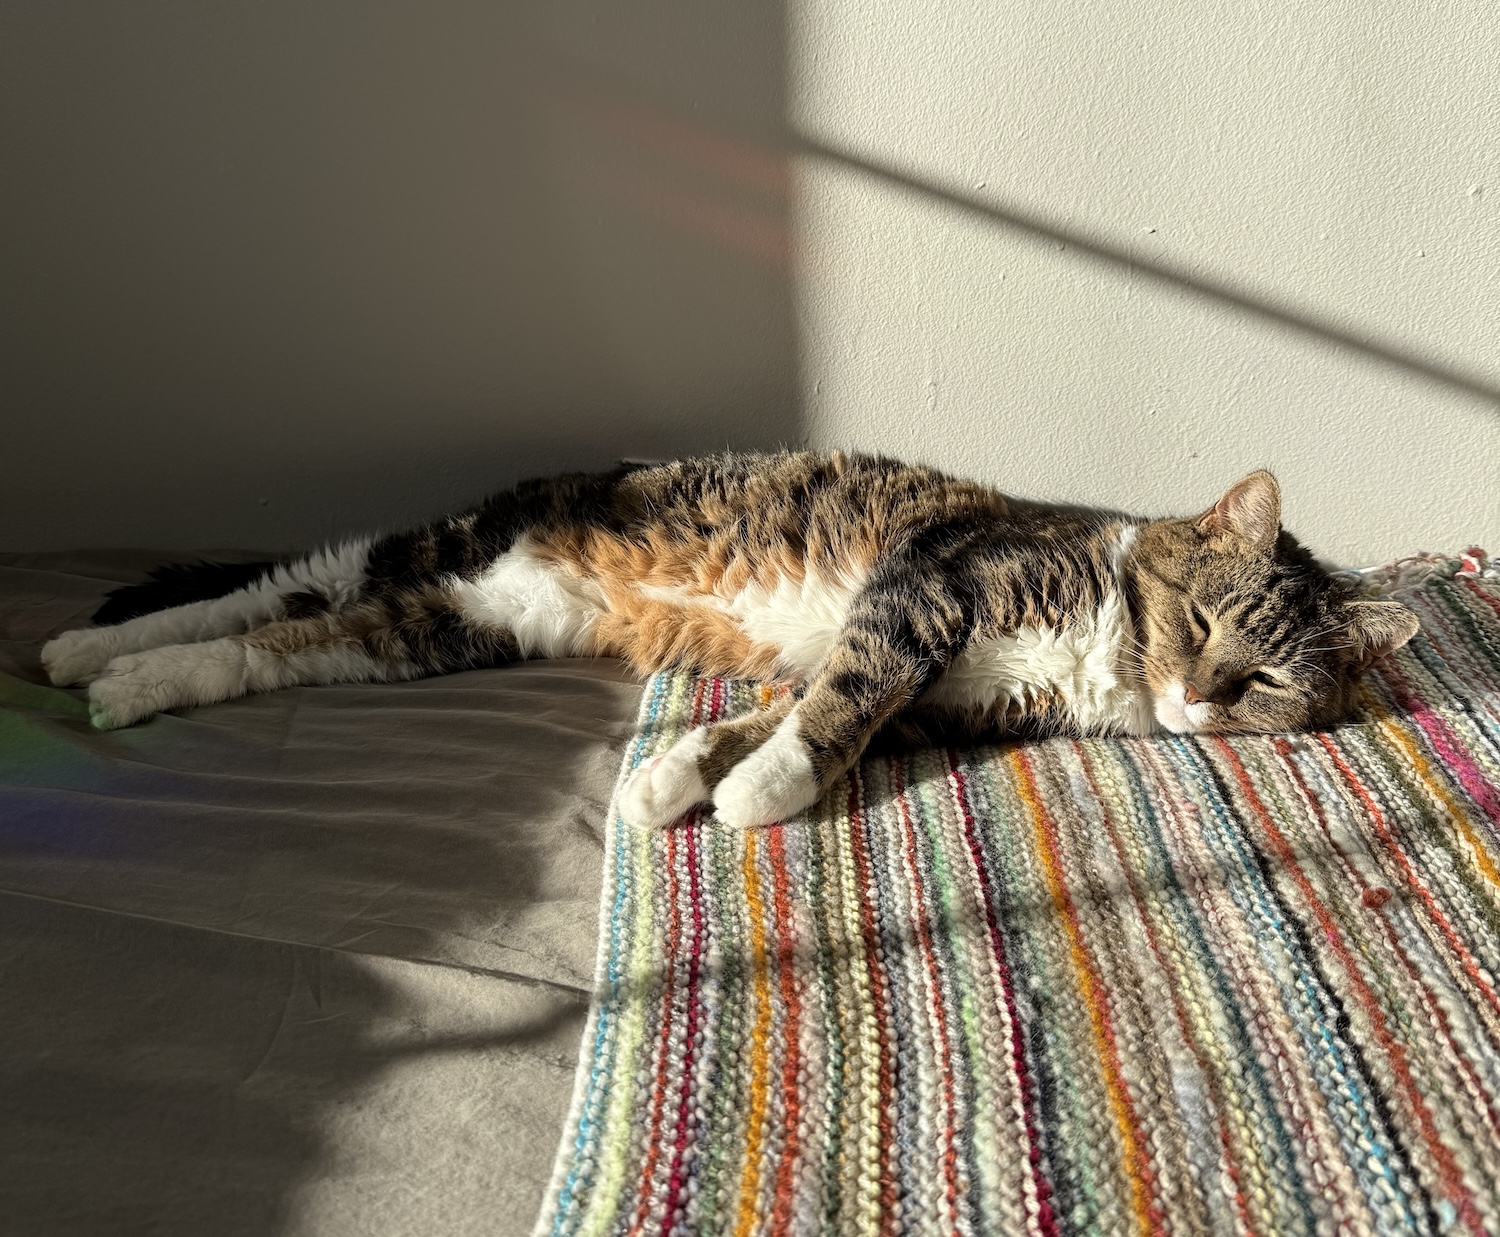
[84, 613, 412, 729]
[42, 543, 372, 687]
[621, 552, 970, 829]
[86, 583, 521, 728]
[43, 590, 282, 688]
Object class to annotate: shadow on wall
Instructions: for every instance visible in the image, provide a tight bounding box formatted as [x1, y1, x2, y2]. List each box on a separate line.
[0, 2, 799, 552]
[798, 140, 1500, 410]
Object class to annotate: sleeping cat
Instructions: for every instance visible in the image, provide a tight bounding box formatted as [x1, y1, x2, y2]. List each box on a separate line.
[40, 451, 1418, 830]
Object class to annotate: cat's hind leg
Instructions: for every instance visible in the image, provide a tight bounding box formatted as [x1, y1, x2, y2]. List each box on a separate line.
[84, 611, 408, 729]
[85, 584, 524, 729]
[43, 588, 286, 689]
[42, 542, 372, 687]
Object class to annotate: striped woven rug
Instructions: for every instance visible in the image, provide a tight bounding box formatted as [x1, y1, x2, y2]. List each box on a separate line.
[535, 551, 1500, 1237]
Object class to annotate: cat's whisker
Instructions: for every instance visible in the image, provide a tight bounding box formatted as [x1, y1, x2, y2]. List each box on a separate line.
[1303, 663, 1339, 688]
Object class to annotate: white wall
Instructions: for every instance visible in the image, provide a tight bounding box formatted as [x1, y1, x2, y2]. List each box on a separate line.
[793, 0, 1500, 565]
[1, 2, 796, 551]
[5, 2, 1497, 565]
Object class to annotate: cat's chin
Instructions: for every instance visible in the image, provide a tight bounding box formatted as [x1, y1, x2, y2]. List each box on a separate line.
[1153, 681, 1212, 735]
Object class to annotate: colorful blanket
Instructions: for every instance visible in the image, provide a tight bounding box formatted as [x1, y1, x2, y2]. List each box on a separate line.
[536, 551, 1500, 1236]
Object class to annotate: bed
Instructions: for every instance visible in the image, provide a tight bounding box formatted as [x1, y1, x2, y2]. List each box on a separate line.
[7, 549, 1500, 1236]
[0, 550, 638, 1236]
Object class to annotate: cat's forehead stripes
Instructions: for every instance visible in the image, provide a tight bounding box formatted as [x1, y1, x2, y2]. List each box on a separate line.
[1212, 564, 1333, 662]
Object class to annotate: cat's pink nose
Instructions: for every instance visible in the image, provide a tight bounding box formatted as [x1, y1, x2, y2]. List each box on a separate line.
[1183, 682, 1208, 706]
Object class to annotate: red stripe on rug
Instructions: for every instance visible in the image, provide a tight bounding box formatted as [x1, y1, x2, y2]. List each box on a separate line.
[892, 758, 965, 1234]
[845, 769, 899, 1235]
[766, 827, 804, 1236]
[948, 751, 1059, 1237]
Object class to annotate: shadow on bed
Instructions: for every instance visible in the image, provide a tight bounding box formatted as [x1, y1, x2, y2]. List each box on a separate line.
[0, 551, 641, 1236]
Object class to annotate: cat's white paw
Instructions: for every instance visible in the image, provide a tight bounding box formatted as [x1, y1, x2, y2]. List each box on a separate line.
[41, 628, 119, 687]
[87, 652, 169, 729]
[712, 716, 820, 829]
[618, 727, 710, 829]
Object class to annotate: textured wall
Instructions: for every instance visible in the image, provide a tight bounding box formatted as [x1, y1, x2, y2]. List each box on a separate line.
[1, 3, 796, 550]
[793, 0, 1499, 565]
[4, 2, 1496, 563]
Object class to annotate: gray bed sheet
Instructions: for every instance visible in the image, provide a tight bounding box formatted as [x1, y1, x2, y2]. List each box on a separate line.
[0, 551, 641, 1237]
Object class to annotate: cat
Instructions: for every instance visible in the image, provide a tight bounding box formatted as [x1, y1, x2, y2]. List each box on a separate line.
[40, 450, 1418, 830]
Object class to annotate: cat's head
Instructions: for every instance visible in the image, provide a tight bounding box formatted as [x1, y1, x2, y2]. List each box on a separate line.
[1129, 471, 1419, 735]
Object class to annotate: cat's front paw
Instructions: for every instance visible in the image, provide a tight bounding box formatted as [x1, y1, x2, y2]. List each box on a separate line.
[42, 628, 118, 687]
[87, 653, 167, 729]
[712, 722, 820, 829]
[618, 728, 710, 829]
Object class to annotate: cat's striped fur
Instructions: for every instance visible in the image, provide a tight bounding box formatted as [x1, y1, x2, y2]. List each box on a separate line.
[41, 451, 1418, 829]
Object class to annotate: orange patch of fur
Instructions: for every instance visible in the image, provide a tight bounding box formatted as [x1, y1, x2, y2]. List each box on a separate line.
[528, 526, 827, 678]
[591, 595, 782, 678]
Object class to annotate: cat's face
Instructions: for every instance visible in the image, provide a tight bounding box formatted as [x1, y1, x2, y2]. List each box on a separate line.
[1130, 472, 1419, 736]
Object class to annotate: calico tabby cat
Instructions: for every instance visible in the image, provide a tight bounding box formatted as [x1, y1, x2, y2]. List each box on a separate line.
[41, 451, 1418, 829]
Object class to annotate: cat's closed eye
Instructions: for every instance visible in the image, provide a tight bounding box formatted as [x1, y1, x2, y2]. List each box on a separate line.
[1185, 601, 1211, 646]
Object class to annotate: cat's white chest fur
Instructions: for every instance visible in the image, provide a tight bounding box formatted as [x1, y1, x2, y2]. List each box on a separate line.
[924, 525, 1155, 736]
[923, 590, 1154, 735]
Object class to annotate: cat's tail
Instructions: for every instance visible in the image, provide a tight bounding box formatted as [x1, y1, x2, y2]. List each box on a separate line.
[93, 559, 281, 625]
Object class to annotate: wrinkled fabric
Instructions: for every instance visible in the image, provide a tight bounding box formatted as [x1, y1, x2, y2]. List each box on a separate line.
[0, 551, 639, 1237]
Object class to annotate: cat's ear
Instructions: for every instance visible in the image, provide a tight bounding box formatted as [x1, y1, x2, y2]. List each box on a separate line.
[1344, 599, 1420, 670]
[1197, 471, 1281, 551]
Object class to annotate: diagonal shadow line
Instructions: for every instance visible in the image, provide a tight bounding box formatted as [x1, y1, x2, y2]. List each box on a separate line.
[798, 138, 1500, 407]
